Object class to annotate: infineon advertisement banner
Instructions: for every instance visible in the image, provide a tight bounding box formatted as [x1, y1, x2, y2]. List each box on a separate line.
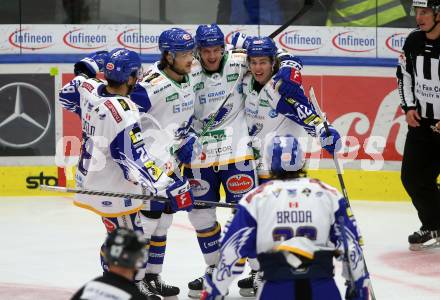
[0, 24, 411, 58]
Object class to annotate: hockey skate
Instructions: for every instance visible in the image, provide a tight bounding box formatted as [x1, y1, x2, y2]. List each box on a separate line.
[188, 265, 215, 298]
[237, 270, 262, 297]
[143, 273, 180, 297]
[135, 280, 161, 300]
[408, 229, 440, 251]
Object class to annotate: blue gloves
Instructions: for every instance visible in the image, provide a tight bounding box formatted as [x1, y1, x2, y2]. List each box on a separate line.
[345, 276, 370, 300]
[230, 32, 254, 50]
[166, 177, 194, 212]
[317, 123, 341, 155]
[273, 67, 309, 107]
[200, 275, 224, 300]
[276, 50, 303, 71]
[175, 133, 201, 164]
[74, 50, 109, 78]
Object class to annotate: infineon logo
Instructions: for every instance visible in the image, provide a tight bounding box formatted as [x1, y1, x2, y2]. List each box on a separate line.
[63, 29, 107, 50]
[8, 28, 54, 50]
[278, 30, 322, 51]
[385, 33, 407, 54]
[332, 31, 375, 53]
[117, 29, 159, 50]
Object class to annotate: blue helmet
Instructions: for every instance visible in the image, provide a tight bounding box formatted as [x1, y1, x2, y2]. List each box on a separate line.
[159, 28, 195, 54]
[104, 48, 141, 83]
[103, 228, 147, 269]
[247, 37, 277, 58]
[195, 24, 225, 48]
[264, 134, 305, 174]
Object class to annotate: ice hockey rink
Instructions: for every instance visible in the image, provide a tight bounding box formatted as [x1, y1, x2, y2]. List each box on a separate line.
[0, 196, 439, 300]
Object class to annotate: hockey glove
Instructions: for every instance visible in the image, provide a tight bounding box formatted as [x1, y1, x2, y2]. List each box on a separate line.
[345, 276, 370, 300]
[230, 32, 254, 50]
[317, 123, 342, 155]
[175, 133, 201, 164]
[273, 68, 309, 107]
[74, 50, 109, 78]
[201, 275, 224, 300]
[166, 177, 194, 212]
[276, 50, 303, 71]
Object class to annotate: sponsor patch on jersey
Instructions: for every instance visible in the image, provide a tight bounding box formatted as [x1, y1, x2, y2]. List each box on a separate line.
[287, 189, 297, 197]
[226, 174, 254, 194]
[259, 99, 270, 107]
[166, 92, 179, 102]
[102, 218, 116, 232]
[193, 82, 204, 92]
[143, 72, 160, 83]
[104, 100, 122, 123]
[244, 181, 273, 203]
[189, 179, 210, 197]
[129, 126, 144, 147]
[81, 81, 95, 93]
[144, 161, 163, 181]
[227, 73, 239, 82]
[117, 98, 130, 111]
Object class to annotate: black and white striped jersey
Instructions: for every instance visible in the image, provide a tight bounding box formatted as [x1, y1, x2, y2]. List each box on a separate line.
[397, 29, 440, 121]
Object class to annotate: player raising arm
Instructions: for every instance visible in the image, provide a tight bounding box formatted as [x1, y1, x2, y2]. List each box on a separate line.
[201, 135, 370, 300]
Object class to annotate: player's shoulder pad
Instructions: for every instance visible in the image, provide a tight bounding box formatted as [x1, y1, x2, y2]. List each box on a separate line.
[241, 181, 275, 205]
[78, 77, 105, 94]
[100, 96, 138, 126]
[308, 178, 341, 197]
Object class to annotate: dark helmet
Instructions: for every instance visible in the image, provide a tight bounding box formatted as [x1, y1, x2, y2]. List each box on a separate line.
[103, 228, 147, 269]
[412, 0, 440, 13]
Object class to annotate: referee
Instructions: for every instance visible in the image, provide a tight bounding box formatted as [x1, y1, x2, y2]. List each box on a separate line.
[396, 0, 440, 250]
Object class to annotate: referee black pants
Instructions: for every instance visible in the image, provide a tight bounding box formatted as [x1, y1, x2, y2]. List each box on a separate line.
[401, 125, 440, 231]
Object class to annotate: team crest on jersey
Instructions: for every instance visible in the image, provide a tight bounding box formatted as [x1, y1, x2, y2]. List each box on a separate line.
[216, 227, 254, 281]
[302, 188, 312, 197]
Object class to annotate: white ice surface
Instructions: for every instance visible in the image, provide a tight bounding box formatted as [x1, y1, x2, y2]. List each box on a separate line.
[0, 197, 439, 300]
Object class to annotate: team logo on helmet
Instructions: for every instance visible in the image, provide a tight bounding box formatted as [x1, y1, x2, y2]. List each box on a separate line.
[182, 34, 191, 40]
[106, 62, 115, 70]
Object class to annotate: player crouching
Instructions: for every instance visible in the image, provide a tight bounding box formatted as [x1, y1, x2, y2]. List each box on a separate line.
[201, 135, 371, 300]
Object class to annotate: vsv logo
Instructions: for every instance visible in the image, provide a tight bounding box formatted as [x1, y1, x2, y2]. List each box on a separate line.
[63, 29, 107, 50]
[8, 28, 54, 50]
[332, 31, 375, 53]
[117, 29, 159, 50]
[385, 33, 407, 54]
[278, 30, 322, 51]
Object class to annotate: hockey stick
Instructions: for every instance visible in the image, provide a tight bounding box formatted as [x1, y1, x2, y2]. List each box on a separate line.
[269, 0, 314, 39]
[198, 1, 314, 137]
[308, 87, 376, 300]
[40, 185, 236, 209]
[308, 87, 349, 201]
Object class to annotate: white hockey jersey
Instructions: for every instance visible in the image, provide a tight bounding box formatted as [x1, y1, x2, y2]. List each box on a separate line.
[243, 74, 313, 178]
[211, 178, 367, 296]
[59, 76, 173, 217]
[190, 49, 254, 168]
[130, 62, 199, 172]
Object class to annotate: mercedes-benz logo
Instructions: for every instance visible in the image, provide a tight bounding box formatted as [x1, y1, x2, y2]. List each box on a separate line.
[0, 82, 51, 148]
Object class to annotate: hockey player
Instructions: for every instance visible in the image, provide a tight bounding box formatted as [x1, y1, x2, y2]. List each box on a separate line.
[59, 48, 194, 300]
[236, 37, 342, 297]
[182, 24, 257, 298]
[397, 0, 440, 251]
[129, 28, 200, 298]
[201, 135, 370, 300]
[71, 228, 148, 300]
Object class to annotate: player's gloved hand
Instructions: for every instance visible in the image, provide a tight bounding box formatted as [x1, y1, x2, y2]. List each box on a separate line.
[276, 50, 303, 71]
[201, 275, 224, 300]
[272, 68, 309, 107]
[175, 133, 201, 164]
[317, 123, 342, 155]
[74, 50, 109, 78]
[230, 32, 254, 50]
[345, 276, 370, 300]
[166, 177, 194, 212]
